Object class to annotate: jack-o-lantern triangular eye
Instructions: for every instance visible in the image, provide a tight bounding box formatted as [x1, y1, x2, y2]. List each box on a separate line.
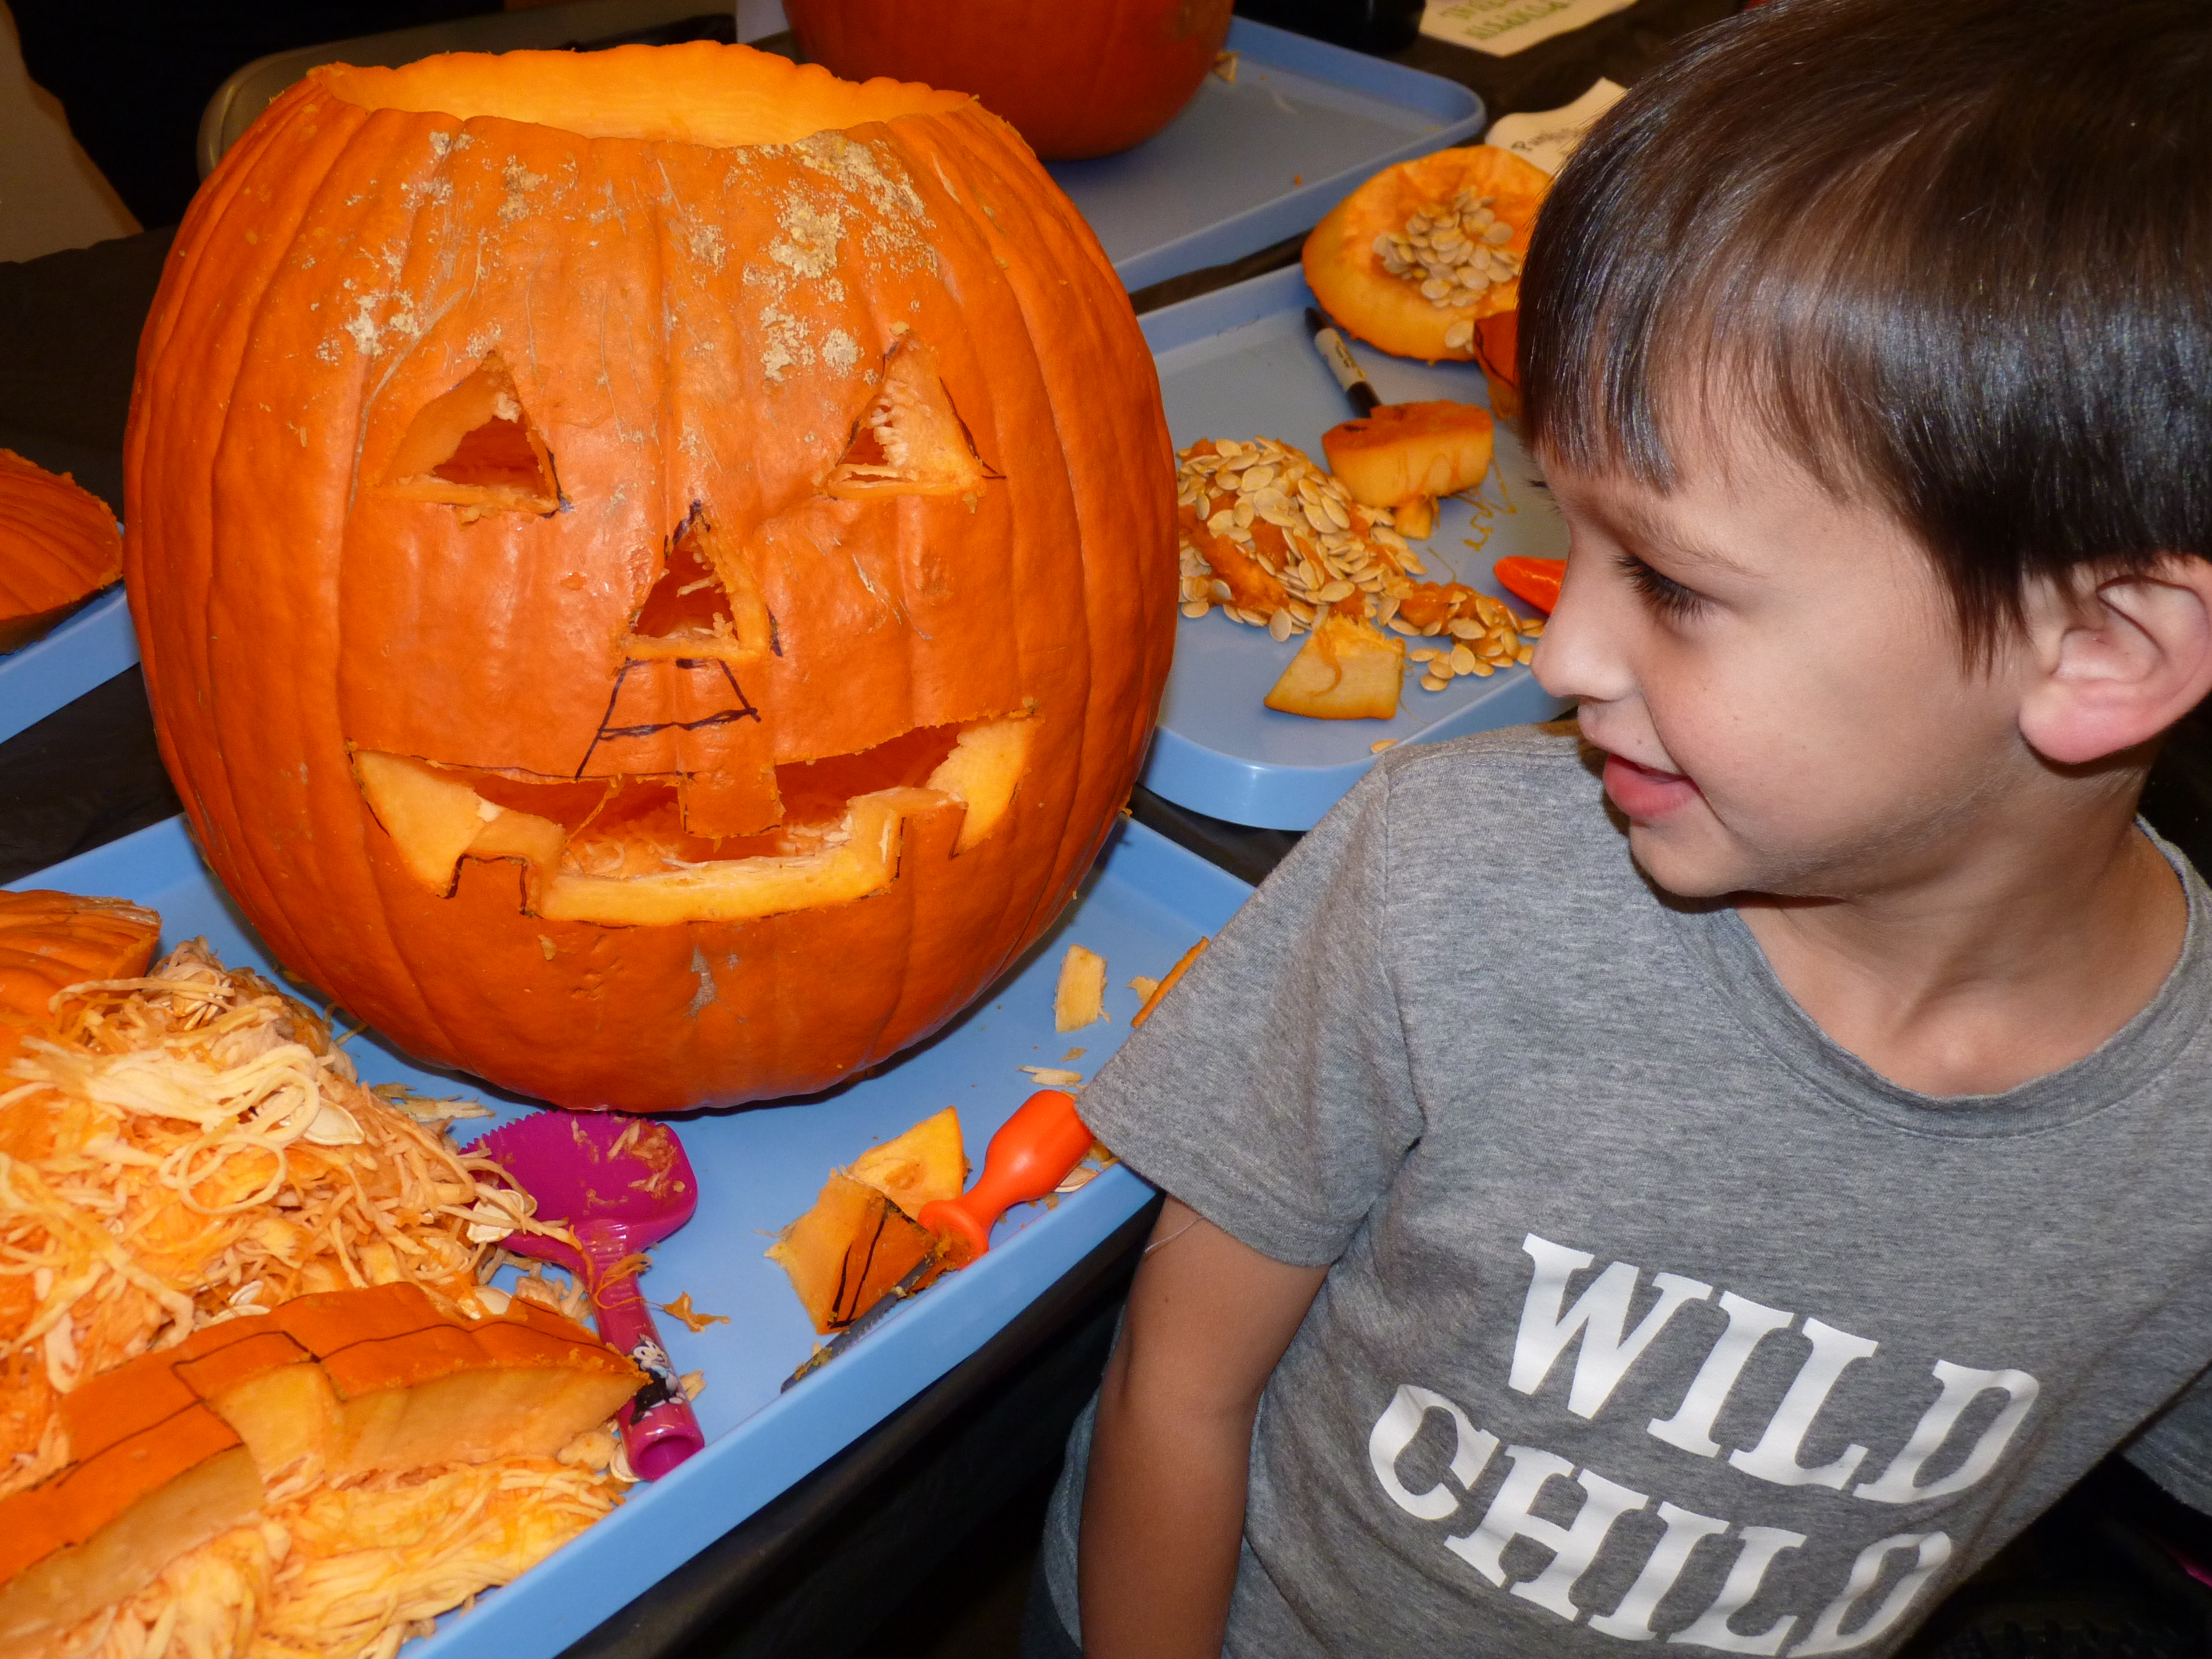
[824, 334, 993, 500]
[383, 351, 560, 518]
[623, 507, 774, 664]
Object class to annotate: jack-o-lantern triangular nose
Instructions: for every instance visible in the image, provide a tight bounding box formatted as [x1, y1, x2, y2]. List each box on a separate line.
[382, 351, 560, 518]
[624, 508, 774, 664]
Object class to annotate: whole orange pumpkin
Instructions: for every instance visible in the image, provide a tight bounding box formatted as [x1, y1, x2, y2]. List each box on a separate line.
[786, 0, 1234, 160]
[124, 43, 1176, 1112]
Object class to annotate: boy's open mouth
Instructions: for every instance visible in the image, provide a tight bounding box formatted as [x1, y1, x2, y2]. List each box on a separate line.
[1602, 753, 1700, 821]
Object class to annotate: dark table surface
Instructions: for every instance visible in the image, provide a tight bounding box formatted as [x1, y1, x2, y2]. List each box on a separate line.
[7, 4, 2211, 1655]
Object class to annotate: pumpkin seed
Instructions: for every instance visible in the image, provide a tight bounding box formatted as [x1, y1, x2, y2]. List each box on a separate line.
[1269, 608, 1295, 642]
[1443, 320, 1475, 351]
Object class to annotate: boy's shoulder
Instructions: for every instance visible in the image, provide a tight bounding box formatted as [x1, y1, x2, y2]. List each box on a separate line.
[1354, 720, 1642, 891]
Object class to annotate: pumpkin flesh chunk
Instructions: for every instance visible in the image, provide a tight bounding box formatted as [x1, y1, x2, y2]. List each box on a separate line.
[352, 713, 1033, 924]
[1322, 400, 1495, 510]
[1265, 614, 1405, 721]
[0, 1442, 262, 1652]
[847, 1106, 967, 1220]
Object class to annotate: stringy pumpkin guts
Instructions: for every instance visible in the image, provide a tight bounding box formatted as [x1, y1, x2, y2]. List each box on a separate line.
[0, 940, 562, 1503]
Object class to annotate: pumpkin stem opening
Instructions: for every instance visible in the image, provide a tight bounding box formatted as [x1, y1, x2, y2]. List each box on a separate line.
[312, 43, 970, 150]
[382, 353, 560, 518]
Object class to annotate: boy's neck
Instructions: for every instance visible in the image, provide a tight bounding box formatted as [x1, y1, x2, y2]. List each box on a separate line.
[1736, 786, 2185, 1098]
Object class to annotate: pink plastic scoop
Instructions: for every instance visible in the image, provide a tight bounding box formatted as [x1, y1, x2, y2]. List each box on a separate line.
[475, 1111, 706, 1480]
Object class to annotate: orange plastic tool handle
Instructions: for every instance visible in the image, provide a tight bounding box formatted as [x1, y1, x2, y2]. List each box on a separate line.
[917, 1089, 1093, 1260]
[1494, 555, 1564, 615]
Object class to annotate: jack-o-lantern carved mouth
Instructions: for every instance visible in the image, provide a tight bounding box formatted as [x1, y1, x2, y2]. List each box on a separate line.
[353, 713, 1032, 927]
[350, 332, 1031, 928]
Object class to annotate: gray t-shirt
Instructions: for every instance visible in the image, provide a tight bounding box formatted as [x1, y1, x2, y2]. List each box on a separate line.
[1042, 726, 2212, 1657]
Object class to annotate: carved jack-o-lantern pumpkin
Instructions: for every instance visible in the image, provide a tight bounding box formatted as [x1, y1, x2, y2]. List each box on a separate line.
[124, 44, 1176, 1111]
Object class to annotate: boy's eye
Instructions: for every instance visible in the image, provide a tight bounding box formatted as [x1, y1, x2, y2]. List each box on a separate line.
[1618, 551, 1707, 620]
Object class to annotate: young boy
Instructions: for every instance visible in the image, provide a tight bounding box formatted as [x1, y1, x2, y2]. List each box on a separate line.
[1030, 1, 2212, 1653]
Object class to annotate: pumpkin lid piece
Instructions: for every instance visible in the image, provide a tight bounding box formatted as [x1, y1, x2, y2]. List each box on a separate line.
[0, 1284, 641, 1652]
[1302, 146, 1552, 365]
[0, 450, 122, 652]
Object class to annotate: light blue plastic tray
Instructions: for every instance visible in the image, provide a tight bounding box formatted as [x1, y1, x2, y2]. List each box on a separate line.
[1049, 18, 1484, 292]
[0, 585, 139, 744]
[1138, 264, 1572, 831]
[12, 812, 1249, 1659]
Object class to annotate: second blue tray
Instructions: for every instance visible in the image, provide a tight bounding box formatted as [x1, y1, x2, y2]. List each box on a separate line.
[1051, 18, 1484, 292]
[1138, 264, 1572, 831]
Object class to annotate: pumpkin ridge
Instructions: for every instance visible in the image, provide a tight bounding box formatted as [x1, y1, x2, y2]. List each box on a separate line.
[964, 134, 1160, 899]
[236, 116, 451, 1029]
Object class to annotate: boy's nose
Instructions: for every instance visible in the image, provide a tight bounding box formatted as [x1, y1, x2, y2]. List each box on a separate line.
[1531, 554, 1632, 707]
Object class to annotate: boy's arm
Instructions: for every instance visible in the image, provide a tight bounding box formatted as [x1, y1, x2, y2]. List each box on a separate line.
[1079, 1196, 1330, 1659]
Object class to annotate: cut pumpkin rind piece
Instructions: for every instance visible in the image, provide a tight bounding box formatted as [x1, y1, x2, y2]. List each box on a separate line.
[1265, 614, 1405, 721]
[1303, 145, 1551, 364]
[0, 889, 160, 1087]
[769, 1171, 950, 1334]
[0, 1284, 638, 1652]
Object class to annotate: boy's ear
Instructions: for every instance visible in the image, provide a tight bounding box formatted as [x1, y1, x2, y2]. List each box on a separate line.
[2017, 555, 2212, 766]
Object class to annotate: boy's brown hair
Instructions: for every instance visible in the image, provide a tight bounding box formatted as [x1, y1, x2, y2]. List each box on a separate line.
[1520, 0, 2212, 661]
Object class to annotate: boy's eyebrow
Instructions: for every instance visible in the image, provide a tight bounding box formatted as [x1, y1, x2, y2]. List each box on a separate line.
[1609, 497, 1759, 576]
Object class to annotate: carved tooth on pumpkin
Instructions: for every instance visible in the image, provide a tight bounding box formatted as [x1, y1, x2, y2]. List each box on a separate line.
[823, 336, 994, 499]
[349, 712, 1035, 924]
[380, 351, 561, 519]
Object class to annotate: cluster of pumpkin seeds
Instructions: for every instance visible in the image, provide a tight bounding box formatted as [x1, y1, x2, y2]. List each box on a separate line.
[1400, 587, 1542, 692]
[1373, 187, 1523, 351]
[1175, 437, 1543, 693]
[1176, 437, 1419, 641]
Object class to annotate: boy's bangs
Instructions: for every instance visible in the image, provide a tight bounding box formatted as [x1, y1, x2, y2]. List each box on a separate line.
[1520, 0, 2212, 662]
[1529, 133, 1913, 505]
